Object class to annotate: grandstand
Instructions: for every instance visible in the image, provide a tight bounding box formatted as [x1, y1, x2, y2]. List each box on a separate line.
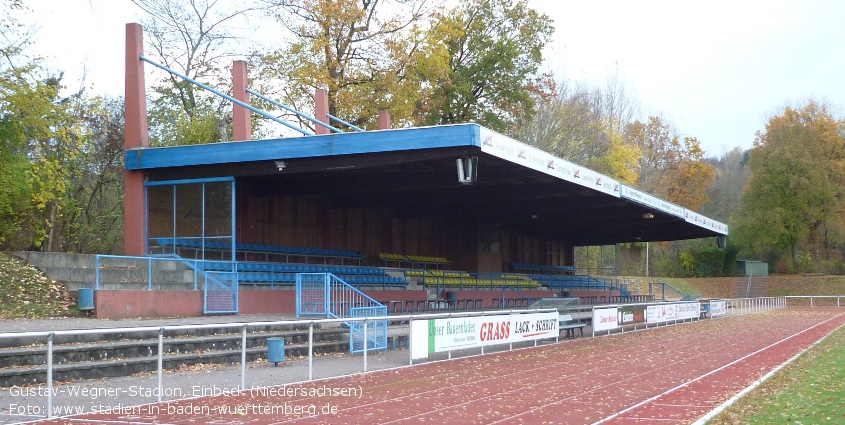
[104, 23, 728, 318]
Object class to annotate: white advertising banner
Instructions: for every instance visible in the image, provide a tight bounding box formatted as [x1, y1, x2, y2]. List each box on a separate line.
[646, 302, 700, 324]
[410, 312, 559, 359]
[592, 307, 619, 332]
[710, 300, 727, 317]
[479, 127, 620, 197]
[684, 210, 729, 235]
[619, 184, 685, 218]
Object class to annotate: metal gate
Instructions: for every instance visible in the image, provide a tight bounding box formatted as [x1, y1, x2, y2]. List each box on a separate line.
[204, 271, 238, 314]
[296, 273, 387, 354]
[350, 306, 388, 354]
[296, 273, 329, 317]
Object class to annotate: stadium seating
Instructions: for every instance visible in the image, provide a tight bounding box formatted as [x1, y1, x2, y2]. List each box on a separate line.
[153, 237, 363, 264]
[197, 260, 407, 289]
[511, 262, 577, 275]
[404, 269, 539, 290]
[379, 252, 451, 269]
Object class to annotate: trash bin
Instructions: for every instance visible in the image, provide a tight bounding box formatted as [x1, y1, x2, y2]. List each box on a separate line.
[78, 288, 94, 311]
[267, 337, 285, 366]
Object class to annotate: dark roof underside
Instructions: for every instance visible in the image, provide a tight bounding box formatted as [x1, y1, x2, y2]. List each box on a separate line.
[129, 124, 725, 246]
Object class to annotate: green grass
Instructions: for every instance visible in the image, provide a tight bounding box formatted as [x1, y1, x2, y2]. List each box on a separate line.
[0, 252, 77, 319]
[658, 277, 701, 297]
[709, 324, 845, 424]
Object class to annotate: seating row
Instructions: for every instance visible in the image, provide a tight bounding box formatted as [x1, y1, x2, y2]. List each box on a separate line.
[511, 263, 576, 275]
[235, 272, 406, 287]
[379, 252, 451, 268]
[533, 275, 607, 289]
[433, 278, 539, 289]
[198, 260, 408, 288]
[154, 237, 363, 262]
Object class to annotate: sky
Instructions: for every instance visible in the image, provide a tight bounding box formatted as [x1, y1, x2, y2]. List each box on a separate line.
[14, 0, 845, 157]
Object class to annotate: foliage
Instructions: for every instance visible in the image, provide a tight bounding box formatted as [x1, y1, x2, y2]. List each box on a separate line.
[132, 0, 259, 145]
[0, 253, 75, 319]
[255, 0, 431, 131]
[417, 0, 554, 132]
[514, 77, 641, 183]
[732, 101, 845, 273]
[624, 116, 715, 210]
[700, 147, 750, 223]
[54, 96, 125, 254]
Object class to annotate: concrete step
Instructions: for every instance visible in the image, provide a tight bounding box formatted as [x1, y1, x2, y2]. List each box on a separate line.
[0, 329, 346, 368]
[0, 342, 348, 387]
[0, 320, 408, 387]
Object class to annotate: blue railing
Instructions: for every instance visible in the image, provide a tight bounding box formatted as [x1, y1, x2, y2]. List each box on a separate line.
[94, 254, 232, 291]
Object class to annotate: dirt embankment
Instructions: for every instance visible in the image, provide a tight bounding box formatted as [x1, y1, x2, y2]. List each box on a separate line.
[684, 275, 845, 298]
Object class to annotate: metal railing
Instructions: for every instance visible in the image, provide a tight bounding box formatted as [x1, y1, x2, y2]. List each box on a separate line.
[0, 309, 556, 419]
[94, 254, 230, 291]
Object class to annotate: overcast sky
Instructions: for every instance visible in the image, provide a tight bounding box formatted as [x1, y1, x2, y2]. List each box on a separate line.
[17, 0, 845, 157]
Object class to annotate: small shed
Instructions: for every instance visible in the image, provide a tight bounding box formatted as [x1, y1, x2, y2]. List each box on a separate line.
[737, 260, 768, 277]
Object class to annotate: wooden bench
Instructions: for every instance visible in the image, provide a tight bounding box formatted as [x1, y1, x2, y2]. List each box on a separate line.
[559, 314, 586, 339]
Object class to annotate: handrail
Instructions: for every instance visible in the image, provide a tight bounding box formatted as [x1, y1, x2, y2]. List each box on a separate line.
[327, 113, 365, 132]
[95, 254, 230, 291]
[246, 88, 344, 134]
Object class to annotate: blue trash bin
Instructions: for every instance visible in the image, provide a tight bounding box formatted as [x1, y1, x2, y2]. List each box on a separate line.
[267, 337, 285, 366]
[78, 288, 94, 311]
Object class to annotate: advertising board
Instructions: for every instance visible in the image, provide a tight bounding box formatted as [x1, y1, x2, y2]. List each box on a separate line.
[410, 312, 559, 360]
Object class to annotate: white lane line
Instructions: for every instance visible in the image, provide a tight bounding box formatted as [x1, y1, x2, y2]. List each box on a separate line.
[691, 317, 845, 425]
[588, 314, 843, 425]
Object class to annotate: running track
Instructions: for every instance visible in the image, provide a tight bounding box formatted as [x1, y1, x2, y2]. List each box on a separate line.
[36, 307, 845, 424]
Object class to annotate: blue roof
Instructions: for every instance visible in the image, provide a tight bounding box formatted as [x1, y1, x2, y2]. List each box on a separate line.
[126, 124, 480, 170]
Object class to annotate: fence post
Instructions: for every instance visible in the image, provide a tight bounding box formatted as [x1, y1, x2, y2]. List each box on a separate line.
[363, 317, 368, 372]
[240, 324, 247, 390]
[46, 333, 54, 418]
[408, 317, 415, 365]
[95, 256, 101, 290]
[308, 321, 314, 380]
[148, 258, 153, 290]
[157, 328, 164, 403]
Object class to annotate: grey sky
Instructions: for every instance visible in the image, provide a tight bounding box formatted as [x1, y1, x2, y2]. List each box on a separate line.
[20, 0, 845, 157]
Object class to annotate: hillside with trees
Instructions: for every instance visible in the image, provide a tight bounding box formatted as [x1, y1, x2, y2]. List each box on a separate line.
[2, 0, 844, 277]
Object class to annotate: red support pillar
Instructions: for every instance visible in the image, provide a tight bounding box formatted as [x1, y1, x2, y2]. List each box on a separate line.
[378, 110, 391, 130]
[315, 88, 329, 135]
[124, 23, 149, 257]
[232, 60, 251, 141]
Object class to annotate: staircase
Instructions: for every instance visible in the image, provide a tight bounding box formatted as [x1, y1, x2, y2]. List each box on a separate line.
[735, 276, 769, 298]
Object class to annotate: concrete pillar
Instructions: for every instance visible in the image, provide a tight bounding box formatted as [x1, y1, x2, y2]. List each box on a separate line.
[232, 60, 251, 141]
[315, 88, 329, 135]
[378, 110, 391, 130]
[124, 23, 149, 257]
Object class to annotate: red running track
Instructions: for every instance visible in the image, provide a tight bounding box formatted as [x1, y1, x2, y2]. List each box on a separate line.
[36, 307, 845, 425]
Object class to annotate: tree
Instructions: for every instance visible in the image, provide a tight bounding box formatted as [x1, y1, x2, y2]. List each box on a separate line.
[131, 0, 261, 145]
[53, 96, 125, 254]
[0, 1, 78, 250]
[418, 0, 554, 132]
[624, 116, 714, 210]
[733, 101, 845, 272]
[700, 147, 750, 223]
[515, 78, 640, 183]
[255, 0, 432, 132]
